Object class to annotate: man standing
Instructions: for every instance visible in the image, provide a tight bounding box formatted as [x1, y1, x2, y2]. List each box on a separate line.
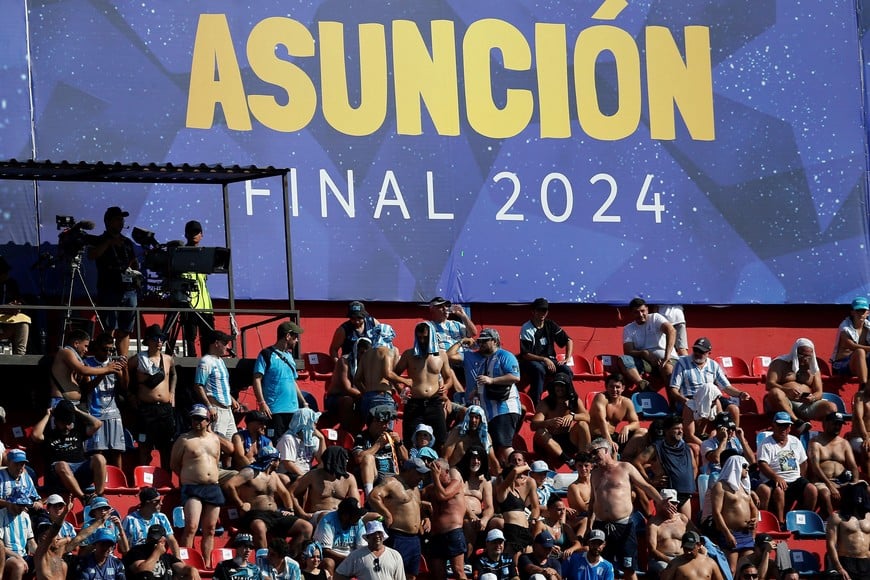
[178, 219, 214, 358]
[336, 520, 406, 580]
[88, 205, 139, 356]
[0, 256, 31, 355]
[588, 438, 672, 580]
[451, 329, 522, 462]
[129, 324, 176, 472]
[756, 411, 817, 523]
[519, 298, 574, 404]
[396, 322, 452, 450]
[709, 455, 757, 575]
[170, 404, 224, 569]
[253, 320, 309, 437]
[193, 329, 240, 440]
[50, 329, 123, 408]
[425, 459, 467, 580]
[561, 529, 614, 580]
[427, 296, 477, 385]
[618, 297, 677, 390]
[83, 333, 128, 470]
[826, 482, 870, 580]
[660, 532, 723, 580]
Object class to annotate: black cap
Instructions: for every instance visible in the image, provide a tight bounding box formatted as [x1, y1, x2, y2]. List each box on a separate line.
[693, 337, 712, 352]
[104, 206, 129, 220]
[755, 533, 774, 547]
[532, 298, 549, 310]
[207, 329, 233, 344]
[139, 487, 160, 503]
[144, 324, 167, 341]
[246, 410, 269, 425]
[825, 411, 847, 424]
[429, 296, 451, 307]
[550, 372, 571, 386]
[681, 531, 701, 548]
[184, 220, 203, 238]
[146, 524, 166, 541]
[348, 301, 368, 318]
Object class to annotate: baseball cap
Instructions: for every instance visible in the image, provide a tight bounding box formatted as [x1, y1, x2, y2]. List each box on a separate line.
[91, 527, 117, 544]
[207, 329, 233, 344]
[348, 301, 368, 318]
[90, 496, 111, 510]
[369, 405, 397, 422]
[825, 411, 847, 424]
[588, 529, 606, 543]
[189, 404, 209, 418]
[144, 324, 167, 341]
[245, 410, 269, 425]
[429, 297, 451, 307]
[681, 531, 701, 548]
[661, 488, 679, 503]
[532, 298, 549, 310]
[146, 524, 166, 541]
[103, 206, 129, 220]
[478, 328, 500, 342]
[550, 373, 571, 386]
[7, 450, 27, 464]
[755, 533, 774, 547]
[364, 520, 389, 539]
[693, 337, 713, 352]
[45, 494, 65, 506]
[535, 530, 555, 549]
[403, 458, 431, 474]
[278, 321, 304, 335]
[486, 529, 505, 542]
[184, 220, 203, 237]
[139, 487, 160, 504]
[530, 460, 550, 473]
[852, 297, 870, 311]
[773, 411, 794, 425]
[234, 533, 255, 547]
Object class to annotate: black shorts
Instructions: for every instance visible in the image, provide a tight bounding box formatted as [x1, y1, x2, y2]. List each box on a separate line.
[137, 401, 177, 447]
[503, 522, 533, 555]
[239, 509, 299, 536]
[761, 476, 811, 507]
[386, 530, 421, 575]
[489, 413, 521, 449]
[593, 518, 639, 573]
[428, 528, 466, 560]
[181, 484, 225, 506]
[841, 556, 870, 578]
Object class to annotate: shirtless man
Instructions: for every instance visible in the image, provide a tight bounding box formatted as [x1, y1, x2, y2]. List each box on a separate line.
[443, 406, 500, 475]
[128, 324, 176, 472]
[50, 329, 123, 407]
[565, 454, 593, 539]
[826, 482, 870, 580]
[369, 458, 429, 580]
[647, 489, 692, 578]
[764, 338, 836, 431]
[660, 532, 723, 580]
[224, 448, 313, 553]
[293, 446, 359, 519]
[324, 336, 369, 431]
[170, 404, 224, 568]
[809, 411, 859, 517]
[396, 322, 452, 450]
[850, 382, 870, 477]
[710, 455, 756, 574]
[590, 373, 647, 453]
[356, 329, 406, 419]
[34, 502, 106, 580]
[588, 437, 672, 580]
[425, 458, 467, 580]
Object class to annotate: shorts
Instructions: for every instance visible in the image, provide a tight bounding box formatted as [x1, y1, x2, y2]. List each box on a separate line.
[593, 518, 639, 573]
[211, 406, 238, 439]
[833, 357, 852, 375]
[239, 509, 299, 536]
[386, 529, 421, 575]
[841, 556, 870, 578]
[760, 476, 811, 508]
[673, 323, 688, 351]
[727, 529, 754, 552]
[137, 401, 177, 448]
[100, 289, 137, 334]
[85, 415, 126, 452]
[503, 523, 533, 555]
[620, 355, 653, 374]
[553, 432, 577, 455]
[676, 492, 693, 509]
[428, 528, 466, 560]
[50, 459, 94, 491]
[489, 413, 521, 449]
[361, 391, 396, 420]
[181, 483, 225, 506]
[790, 399, 828, 421]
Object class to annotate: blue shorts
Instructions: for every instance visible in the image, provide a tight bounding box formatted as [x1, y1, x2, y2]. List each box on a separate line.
[181, 483, 225, 506]
[50, 459, 94, 491]
[723, 529, 755, 552]
[833, 357, 853, 375]
[489, 413, 521, 449]
[360, 391, 396, 419]
[386, 529, 421, 575]
[100, 289, 137, 333]
[428, 528, 466, 560]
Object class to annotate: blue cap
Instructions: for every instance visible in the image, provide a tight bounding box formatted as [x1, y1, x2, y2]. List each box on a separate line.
[91, 527, 117, 544]
[7, 450, 27, 464]
[853, 297, 869, 311]
[417, 447, 439, 461]
[535, 530, 555, 548]
[89, 496, 111, 510]
[773, 411, 794, 425]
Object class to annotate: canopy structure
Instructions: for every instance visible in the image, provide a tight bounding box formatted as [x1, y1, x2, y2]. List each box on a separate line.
[0, 159, 295, 311]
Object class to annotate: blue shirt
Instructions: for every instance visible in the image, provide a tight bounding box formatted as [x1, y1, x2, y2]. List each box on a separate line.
[84, 356, 121, 419]
[253, 347, 300, 414]
[0, 469, 39, 503]
[463, 349, 521, 419]
[77, 553, 126, 580]
[562, 553, 615, 580]
[196, 354, 232, 406]
[670, 356, 730, 398]
[313, 510, 366, 557]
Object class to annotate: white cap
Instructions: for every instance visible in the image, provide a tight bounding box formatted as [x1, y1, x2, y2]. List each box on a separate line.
[530, 460, 550, 473]
[486, 529, 505, 542]
[45, 494, 65, 506]
[661, 488, 678, 503]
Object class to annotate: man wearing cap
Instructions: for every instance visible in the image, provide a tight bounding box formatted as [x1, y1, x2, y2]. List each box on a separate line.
[561, 529, 613, 580]
[43, 494, 77, 540]
[531, 374, 590, 468]
[122, 487, 179, 555]
[353, 405, 407, 497]
[171, 403, 224, 568]
[329, 301, 379, 360]
[175, 219, 214, 358]
[639, 416, 697, 518]
[83, 332, 129, 470]
[129, 323, 177, 472]
[232, 410, 276, 470]
[88, 205, 139, 357]
[253, 320, 309, 437]
[224, 445, 313, 552]
[81, 496, 130, 555]
[213, 533, 262, 579]
[0, 255, 31, 355]
[519, 298, 574, 405]
[313, 497, 369, 573]
[529, 461, 555, 507]
[123, 523, 201, 579]
[618, 297, 678, 391]
[368, 458, 428, 580]
[32, 399, 107, 504]
[0, 450, 39, 509]
[735, 534, 777, 580]
[336, 520, 405, 580]
[50, 328, 124, 407]
[450, 328, 522, 462]
[756, 411, 817, 523]
[194, 329, 240, 439]
[518, 530, 562, 580]
[472, 529, 519, 580]
[73, 527, 126, 580]
[764, 338, 836, 431]
[427, 296, 477, 354]
[0, 487, 36, 579]
[669, 337, 750, 445]
[809, 411, 859, 517]
[831, 297, 870, 389]
[660, 531, 723, 580]
[699, 412, 755, 477]
[647, 489, 692, 577]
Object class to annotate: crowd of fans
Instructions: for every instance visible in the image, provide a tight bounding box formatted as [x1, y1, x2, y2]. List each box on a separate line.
[0, 295, 869, 580]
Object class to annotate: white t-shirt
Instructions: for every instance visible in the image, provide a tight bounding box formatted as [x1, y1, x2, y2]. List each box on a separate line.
[622, 313, 676, 360]
[336, 546, 406, 580]
[758, 435, 806, 483]
[276, 433, 315, 476]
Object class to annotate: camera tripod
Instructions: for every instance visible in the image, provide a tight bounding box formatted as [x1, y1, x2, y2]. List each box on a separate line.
[61, 250, 103, 338]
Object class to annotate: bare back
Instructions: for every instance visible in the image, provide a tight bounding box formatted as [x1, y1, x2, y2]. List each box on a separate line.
[359, 347, 396, 393]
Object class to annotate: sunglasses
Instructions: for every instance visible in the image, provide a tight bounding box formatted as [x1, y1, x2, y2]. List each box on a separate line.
[742, 575, 759, 579]
[373, 558, 381, 572]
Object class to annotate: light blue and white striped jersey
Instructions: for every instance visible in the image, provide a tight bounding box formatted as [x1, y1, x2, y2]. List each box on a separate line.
[0, 469, 39, 503]
[670, 356, 730, 398]
[0, 508, 32, 555]
[464, 349, 522, 419]
[195, 354, 232, 406]
[122, 510, 173, 546]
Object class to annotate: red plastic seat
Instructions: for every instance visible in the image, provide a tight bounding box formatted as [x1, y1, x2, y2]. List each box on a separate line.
[104, 465, 130, 490]
[133, 465, 174, 490]
[210, 547, 236, 568]
[714, 356, 754, 382]
[585, 391, 601, 411]
[304, 352, 335, 381]
[751, 356, 773, 379]
[593, 354, 621, 375]
[756, 509, 789, 538]
[518, 391, 535, 419]
[323, 428, 355, 450]
[570, 355, 598, 380]
[176, 546, 207, 570]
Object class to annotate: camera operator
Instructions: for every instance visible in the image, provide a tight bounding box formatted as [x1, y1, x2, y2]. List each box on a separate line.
[176, 220, 214, 357]
[87, 206, 139, 356]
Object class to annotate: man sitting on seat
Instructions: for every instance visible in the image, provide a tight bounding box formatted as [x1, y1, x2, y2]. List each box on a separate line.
[617, 297, 677, 391]
[764, 338, 836, 433]
[589, 373, 647, 454]
[809, 411, 859, 517]
[756, 412, 817, 523]
[353, 405, 407, 498]
[122, 487, 179, 554]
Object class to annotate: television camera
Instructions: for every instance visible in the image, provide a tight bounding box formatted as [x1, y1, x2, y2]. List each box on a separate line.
[56, 215, 101, 262]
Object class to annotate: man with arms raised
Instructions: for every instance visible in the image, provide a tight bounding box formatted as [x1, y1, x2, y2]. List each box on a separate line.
[170, 404, 224, 568]
[589, 373, 647, 454]
[660, 532, 723, 580]
[617, 297, 677, 390]
[129, 324, 176, 472]
[826, 481, 870, 580]
[368, 458, 429, 580]
[588, 437, 672, 580]
[425, 458, 467, 580]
